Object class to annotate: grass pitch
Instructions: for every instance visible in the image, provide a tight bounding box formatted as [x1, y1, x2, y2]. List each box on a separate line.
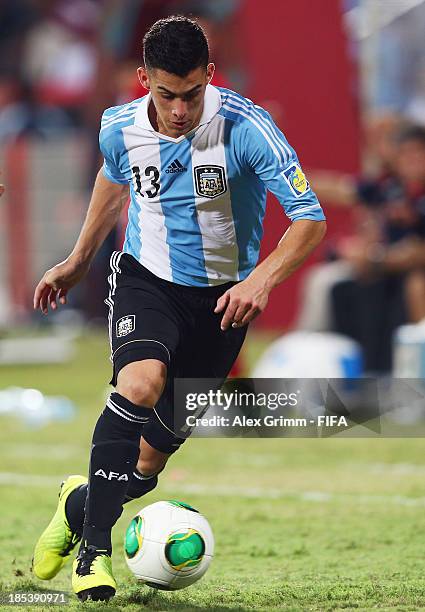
[1, 330, 425, 611]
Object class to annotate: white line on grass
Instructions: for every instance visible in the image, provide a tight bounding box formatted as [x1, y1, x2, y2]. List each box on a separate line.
[1, 443, 83, 459]
[0, 472, 60, 487]
[367, 462, 425, 475]
[4, 442, 425, 476]
[1, 472, 425, 507]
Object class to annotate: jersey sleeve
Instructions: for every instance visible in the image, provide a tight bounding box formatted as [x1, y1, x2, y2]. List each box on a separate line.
[242, 107, 325, 222]
[99, 110, 128, 184]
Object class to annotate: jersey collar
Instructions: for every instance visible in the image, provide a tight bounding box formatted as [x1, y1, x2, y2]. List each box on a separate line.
[134, 84, 222, 138]
[198, 84, 222, 126]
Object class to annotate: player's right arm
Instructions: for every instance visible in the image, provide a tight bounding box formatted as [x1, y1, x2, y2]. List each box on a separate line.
[33, 170, 129, 314]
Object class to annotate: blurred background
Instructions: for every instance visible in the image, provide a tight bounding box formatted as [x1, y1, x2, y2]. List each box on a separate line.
[2, 0, 425, 399]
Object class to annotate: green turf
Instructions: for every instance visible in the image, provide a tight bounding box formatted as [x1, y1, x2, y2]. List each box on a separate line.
[1, 330, 425, 611]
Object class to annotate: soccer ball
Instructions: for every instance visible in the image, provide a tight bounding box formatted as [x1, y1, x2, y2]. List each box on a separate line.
[124, 500, 214, 590]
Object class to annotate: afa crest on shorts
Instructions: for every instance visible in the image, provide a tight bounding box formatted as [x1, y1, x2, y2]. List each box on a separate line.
[282, 162, 310, 197]
[194, 165, 227, 198]
[116, 315, 135, 338]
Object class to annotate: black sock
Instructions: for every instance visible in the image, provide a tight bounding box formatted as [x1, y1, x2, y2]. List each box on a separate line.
[66, 468, 160, 536]
[80, 392, 151, 553]
[125, 467, 160, 501]
[66, 484, 88, 535]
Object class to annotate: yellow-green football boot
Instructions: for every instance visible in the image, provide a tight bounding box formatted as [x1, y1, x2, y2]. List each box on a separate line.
[72, 545, 116, 602]
[32, 475, 87, 580]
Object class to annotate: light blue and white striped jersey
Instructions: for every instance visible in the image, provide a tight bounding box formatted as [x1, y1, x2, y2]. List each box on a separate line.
[99, 85, 325, 287]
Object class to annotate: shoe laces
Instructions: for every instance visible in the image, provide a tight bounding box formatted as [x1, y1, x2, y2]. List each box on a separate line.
[76, 545, 108, 577]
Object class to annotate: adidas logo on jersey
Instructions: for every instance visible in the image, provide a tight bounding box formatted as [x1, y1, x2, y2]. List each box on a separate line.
[165, 159, 187, 173]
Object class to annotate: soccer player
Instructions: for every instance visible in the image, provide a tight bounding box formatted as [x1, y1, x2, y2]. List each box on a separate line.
[32, 16, 326, 601]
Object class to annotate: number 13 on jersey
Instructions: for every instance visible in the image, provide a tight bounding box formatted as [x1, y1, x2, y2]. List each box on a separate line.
[132, 165, 160, 198]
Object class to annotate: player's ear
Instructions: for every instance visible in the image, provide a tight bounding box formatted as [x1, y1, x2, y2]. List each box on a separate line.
[206, 63, 215, 84]
[137, 66, 151, 91]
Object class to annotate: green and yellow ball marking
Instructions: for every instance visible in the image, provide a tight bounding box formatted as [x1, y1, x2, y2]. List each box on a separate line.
[168, 500, 199, 513]
[165, 529, 205, 570]
[124, 515, 144, 559]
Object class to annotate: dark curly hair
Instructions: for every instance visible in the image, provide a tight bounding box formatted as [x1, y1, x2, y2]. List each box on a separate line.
[143, 16, 209, 77]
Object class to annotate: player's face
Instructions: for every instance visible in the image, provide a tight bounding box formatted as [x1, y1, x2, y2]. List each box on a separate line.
[398, 139, 425, 184]
[137, 64, 215, 138]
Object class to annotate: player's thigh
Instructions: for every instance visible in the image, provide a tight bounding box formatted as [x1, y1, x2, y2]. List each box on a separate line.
[183, 317, 248, 379]
[173, 281, 248, 380]
[109, 302, 178, 387]
[117, 359, 167, 407]
[107, 254, 181, 388]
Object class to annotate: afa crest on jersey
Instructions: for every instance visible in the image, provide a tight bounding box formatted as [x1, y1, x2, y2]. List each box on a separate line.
[282, 163, 310, 197]
[194, 165, 227, 198]
[116, 315, 135, 338]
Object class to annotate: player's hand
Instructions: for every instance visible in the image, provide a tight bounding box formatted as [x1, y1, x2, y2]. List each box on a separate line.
[33, 257, 89, 314]
[0, 184, 4, 198]
[214, 277, 270, 331]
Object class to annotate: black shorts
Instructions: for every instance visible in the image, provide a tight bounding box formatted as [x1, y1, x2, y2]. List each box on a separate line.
[105, 251, 247, 454]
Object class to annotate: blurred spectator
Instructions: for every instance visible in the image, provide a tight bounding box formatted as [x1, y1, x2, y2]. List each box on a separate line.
[0, 75, 32, 141]
[373, 1, 425, 125]
[298, 119, 425, 372]
[0, 0, 101, 139]
[332, 125, 425, 372]
[307, 112, 405, 206]
[0, 1, 38, 75]
[298, 112, 404, 333]
[0, 72, 73, 141]
[406, 57, 425, 125]
[22, 0, 100, 127]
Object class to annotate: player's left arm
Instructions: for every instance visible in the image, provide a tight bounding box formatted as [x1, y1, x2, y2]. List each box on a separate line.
[216, 219, 326, 330]
[215, 109, 326, 330]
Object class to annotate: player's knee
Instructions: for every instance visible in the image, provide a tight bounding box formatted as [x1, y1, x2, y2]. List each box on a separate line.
[117, 361, 166, 407]
[119, 377, 163, 407]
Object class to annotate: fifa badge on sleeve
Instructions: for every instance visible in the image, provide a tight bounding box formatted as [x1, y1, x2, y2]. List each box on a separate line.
[282, 162, 310, 197]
